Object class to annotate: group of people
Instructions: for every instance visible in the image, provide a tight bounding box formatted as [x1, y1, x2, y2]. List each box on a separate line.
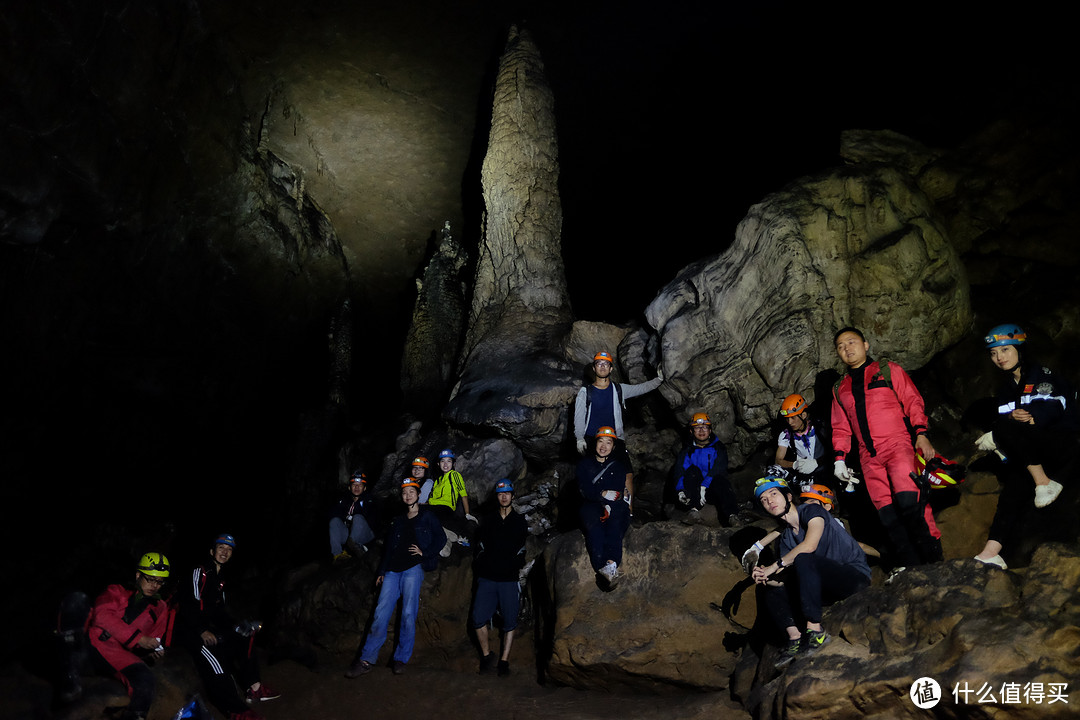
[72, 535, 278, 720]
[744, 323, 1075, 665]
[342, 474, 529, 678]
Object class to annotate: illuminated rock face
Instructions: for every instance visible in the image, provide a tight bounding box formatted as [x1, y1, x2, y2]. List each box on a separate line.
[444, 27, 577, 459]
[645, 163, 972, 465]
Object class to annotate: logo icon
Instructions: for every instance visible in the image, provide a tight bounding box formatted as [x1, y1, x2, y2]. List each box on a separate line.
[910, 676, 942, 709]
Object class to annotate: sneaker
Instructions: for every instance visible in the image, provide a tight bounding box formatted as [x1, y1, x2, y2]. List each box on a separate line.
[682, 508, 705, 526]
[884, 566, 906, 585]
[457, 537, 471, 548]
[599, 561, 621, 588]
[344, 659, 373, 678]
[246, 683, 280, 702]
[974, 554, 1008, 569]
[1035, 480, 1063, 508]
[479, 651, 496, 675]
[774, 637, 802, 668]
[439, 541, 452, 558]
[803, 628, 831, 654]
[392, 660, 406, 675]
[497, 659, 510, 677]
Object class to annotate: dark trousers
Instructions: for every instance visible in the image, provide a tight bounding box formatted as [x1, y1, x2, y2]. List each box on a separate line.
[760, 552, 870, 628]
[184, 632, 259, 714]
[579, 501, 630, 571]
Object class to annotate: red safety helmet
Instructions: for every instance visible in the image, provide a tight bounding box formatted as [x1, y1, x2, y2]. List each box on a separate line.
[915, 453, 966, 489]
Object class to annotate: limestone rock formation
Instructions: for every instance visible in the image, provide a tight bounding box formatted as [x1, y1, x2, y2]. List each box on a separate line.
[541, 521, 755, 691]
[738, 548, 1080, 718]
[400, 221, 469, 417]
[645, 164, 972, 464]
[443, 27, 577, 458]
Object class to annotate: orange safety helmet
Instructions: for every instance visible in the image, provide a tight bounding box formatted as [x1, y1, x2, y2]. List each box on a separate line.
[593, 351, 614, 365]
[400, 478, 421, 491]
[779, 394, 808, 417]
[595, 426, 618, 440]
[800, 484, 837, 509]
[411, 456, 430, 469]
[688, 412, 712, 428]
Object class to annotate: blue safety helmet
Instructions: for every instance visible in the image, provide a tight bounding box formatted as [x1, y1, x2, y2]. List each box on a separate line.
[214, 533, 236, 549]
[753, 476, 790, 500]
[495, 479, 514, 493]
[984, 324, 1027, 348]
[438, 449, 455, 460]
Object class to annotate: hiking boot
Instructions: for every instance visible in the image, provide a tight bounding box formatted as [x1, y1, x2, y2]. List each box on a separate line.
[246, 683, 280, 702]
[392, 660, 406, 675]
[479, 651, 496, 674]
[1035, 480, 1063, 508]
[344, 659, 373, 678]
[774, 637, 802, 668]
[975, 554, 1008, 569]
[497, 659, 510, 677]
[804, 629, 831, 654]
[681, 508, 705, 526]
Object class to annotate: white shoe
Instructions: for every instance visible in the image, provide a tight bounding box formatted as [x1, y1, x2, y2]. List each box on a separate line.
[974, 554, 1008, 569]
[439, 541, 452, 558]
[1034, 480, 1063, 508]
[884, 567, 906, 585]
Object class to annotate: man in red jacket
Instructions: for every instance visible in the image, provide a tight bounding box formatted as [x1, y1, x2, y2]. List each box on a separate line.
[86, 552, 172, 720]
[830, 327, 942, 574]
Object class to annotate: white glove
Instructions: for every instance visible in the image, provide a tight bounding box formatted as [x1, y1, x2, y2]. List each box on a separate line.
[677, 491, 689, 506]
[656, 364, 665, 381]
[975, 431, 996, 452]
[601, 490, 621, 502]
[741, 541, 764, 574]
[793, 457, 818, 474]
[834, 460, 860, 492]
[699, 486, 708, 506]
[465, 514, 477, 524]
[576, 438, 588, 454]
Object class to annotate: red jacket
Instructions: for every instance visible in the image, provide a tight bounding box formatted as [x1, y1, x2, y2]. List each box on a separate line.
[831, 360, 928, 460]
[87, 584, 170, 672]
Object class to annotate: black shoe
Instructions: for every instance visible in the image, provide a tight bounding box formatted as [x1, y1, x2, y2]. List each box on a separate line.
[344, 659, 372, 678]
[479, 651, 496, 674]
[497, 660, 510, 677]
[774, 637, 801, 668]
[392, 660, 406, 675]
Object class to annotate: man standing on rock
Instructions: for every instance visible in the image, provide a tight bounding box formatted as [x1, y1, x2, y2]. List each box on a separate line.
[573, 350, 663, 456]
[671, 413, 740, 525]
[830, 327, 942, 576]
[471, 479, 529, 677]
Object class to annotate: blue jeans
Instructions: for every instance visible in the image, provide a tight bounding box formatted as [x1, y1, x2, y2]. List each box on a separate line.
[329, 516, 375, 555]
[360, 564, 423, 664]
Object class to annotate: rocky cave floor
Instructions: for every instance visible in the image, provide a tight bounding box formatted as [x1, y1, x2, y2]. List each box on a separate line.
[12, 629, 739, 720]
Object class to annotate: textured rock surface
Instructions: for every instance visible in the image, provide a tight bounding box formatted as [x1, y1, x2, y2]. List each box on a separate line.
[541, 521, 755, 691]
[739, 547, 1080, 719]
[443, 28, 577, 458]
[646, 164, 972, 464]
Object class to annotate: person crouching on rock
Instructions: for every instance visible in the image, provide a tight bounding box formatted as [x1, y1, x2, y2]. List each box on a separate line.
[345, 478, 447, 678]
[577, 426, 632, 589]
[744, 476, 871, 667]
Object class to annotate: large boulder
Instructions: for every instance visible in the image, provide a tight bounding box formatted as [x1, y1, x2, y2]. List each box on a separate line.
[740, 547, 1080, 718]
[541, 520, 756, 691]
[444, 27, 577, 459]
[645, 164, 972, 464]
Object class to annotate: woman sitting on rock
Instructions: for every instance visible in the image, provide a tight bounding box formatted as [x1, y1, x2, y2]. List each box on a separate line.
[973, 324, 1077, 569]
[576, 426, 632, 589]
[744, 476, 871, 666]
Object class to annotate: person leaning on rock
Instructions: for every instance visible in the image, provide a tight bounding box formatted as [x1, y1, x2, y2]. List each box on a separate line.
[830, 327, 942, 579]
[745, 476, 871, 667]
[429, 449, 477, 556]
[573, 349, 663, 456]
[471, 479, 529, 677]
[670, 412, 740, 525]
[973, 324, 1077, 569]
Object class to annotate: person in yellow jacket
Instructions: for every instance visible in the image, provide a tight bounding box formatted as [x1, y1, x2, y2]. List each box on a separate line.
[427, 449, 478, 554]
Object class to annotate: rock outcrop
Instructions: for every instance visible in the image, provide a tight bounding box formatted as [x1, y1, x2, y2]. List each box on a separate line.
[646, 163, 972, 464]
[541, 520, 755, 691]
[738, 547, 1080, 719]
[443, 27, 577, 459]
